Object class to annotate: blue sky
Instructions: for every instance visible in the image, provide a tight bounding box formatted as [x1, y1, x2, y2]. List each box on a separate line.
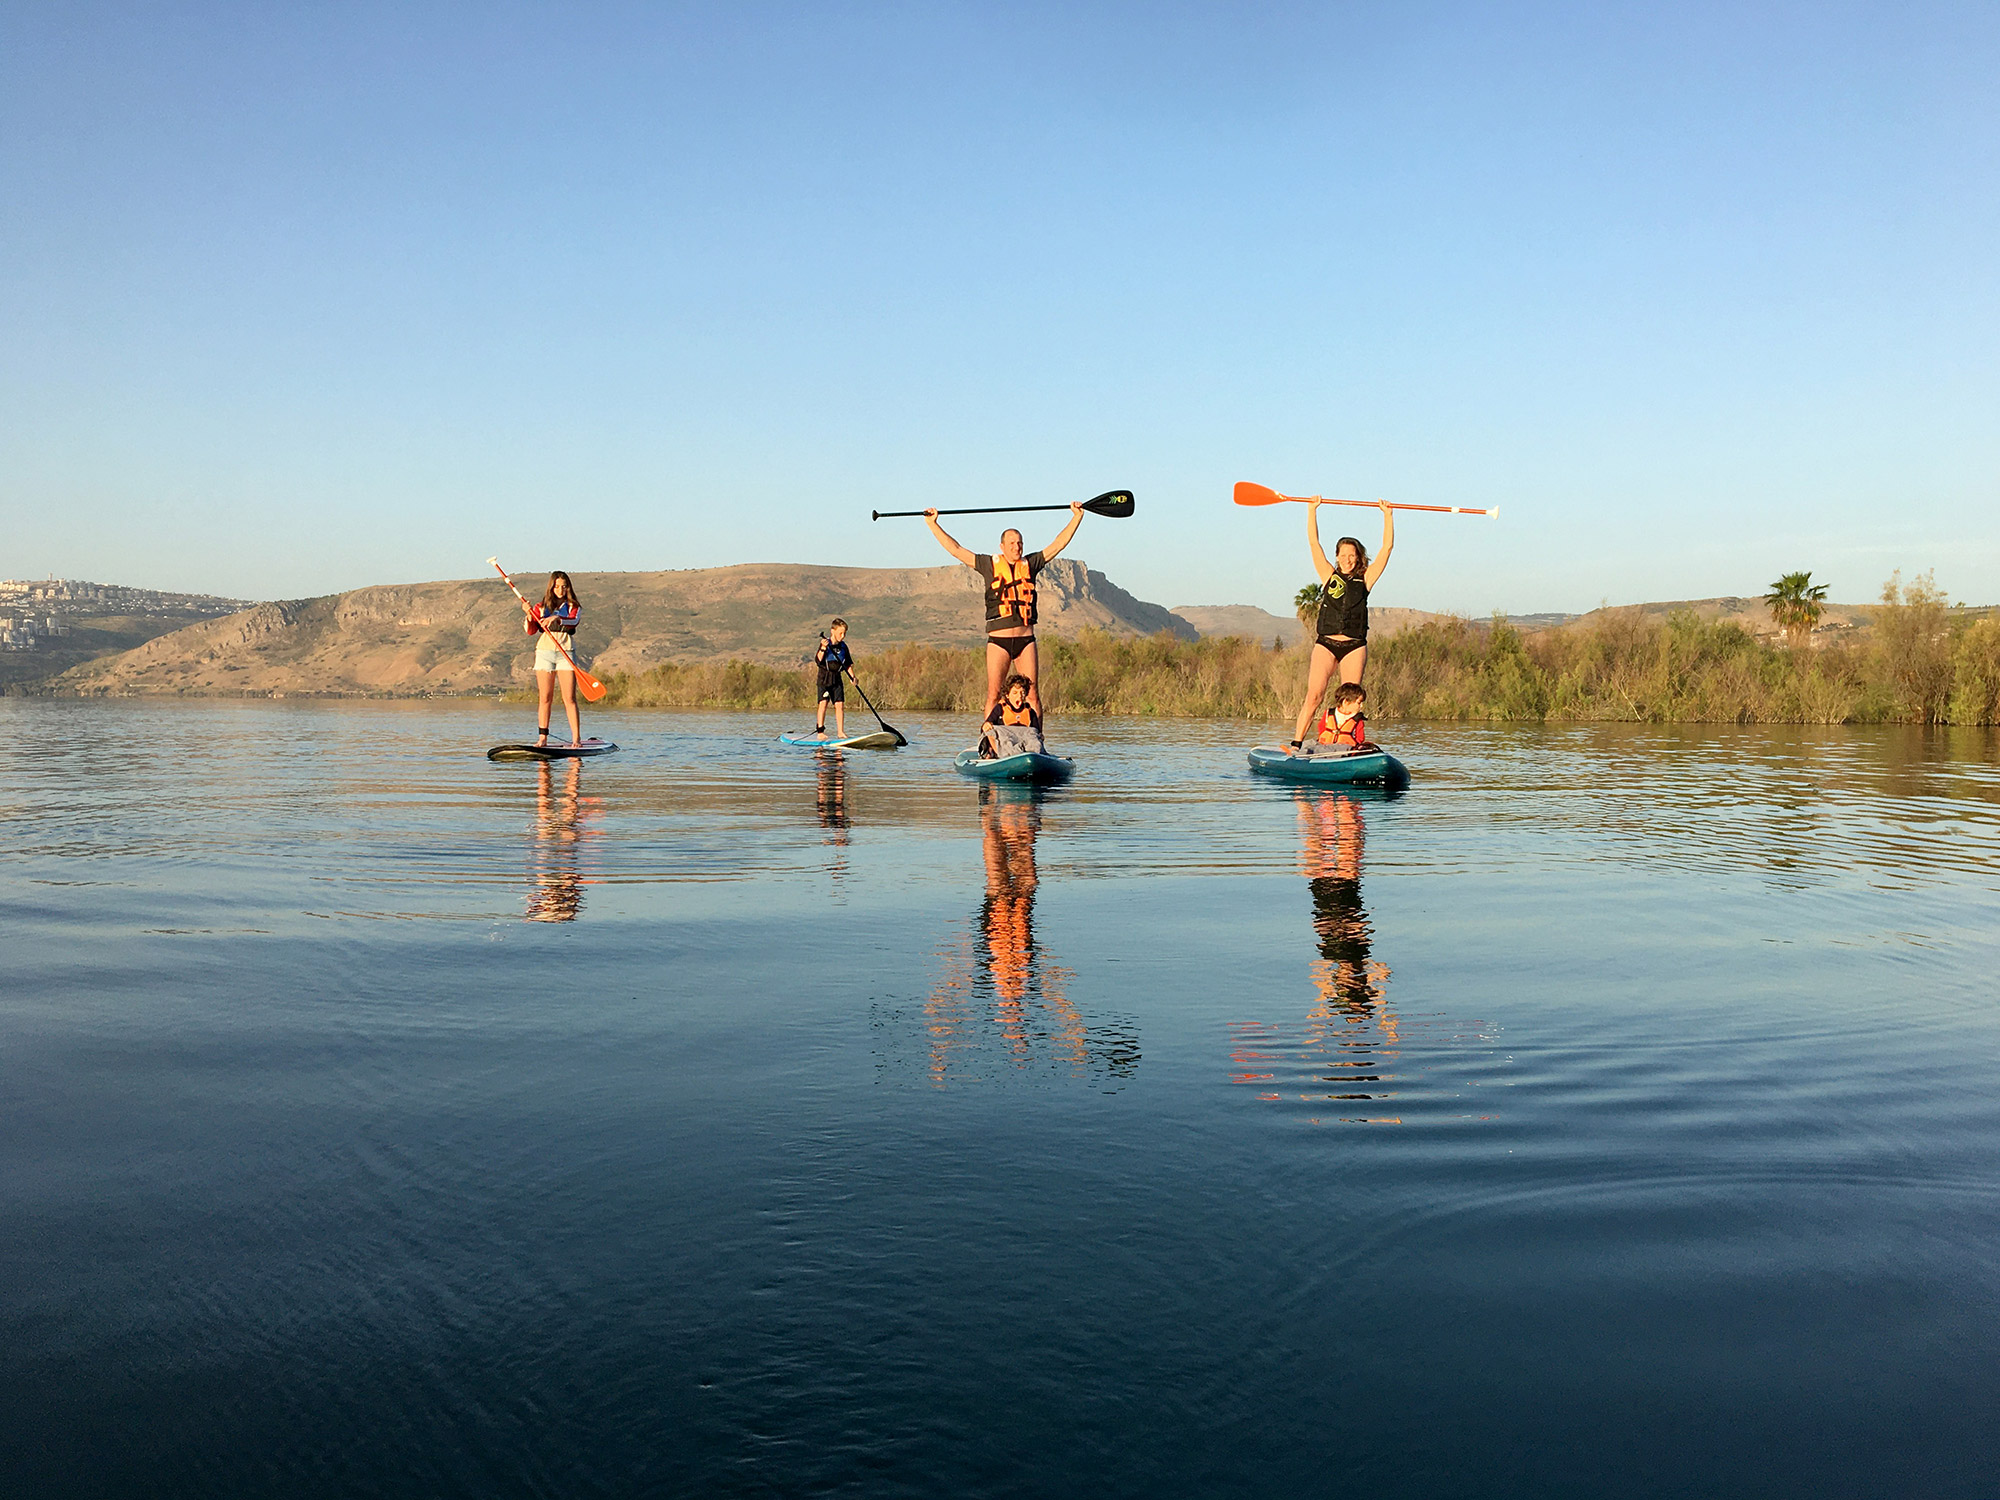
[3, 1, 1995, 615]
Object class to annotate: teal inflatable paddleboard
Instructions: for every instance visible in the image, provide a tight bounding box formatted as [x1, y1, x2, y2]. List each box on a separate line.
[779, 730, 903, 750]
[488, 739, 619, 762]
[1247, 744, 1408, 789]
[954, 748, 1075, 785]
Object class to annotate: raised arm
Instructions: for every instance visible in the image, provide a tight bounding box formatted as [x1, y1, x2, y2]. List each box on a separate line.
[1038, 499, 1086, 563]
[1306, 498, 1332, 582]
[924, 509, 977, 567]
[1364, 499, 1394, 590]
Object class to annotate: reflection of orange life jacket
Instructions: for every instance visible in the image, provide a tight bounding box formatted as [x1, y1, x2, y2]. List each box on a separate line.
[1000, 702, 1036, 727]
[991, 556, 1036, 623]
[1318, 709, 1366, 747]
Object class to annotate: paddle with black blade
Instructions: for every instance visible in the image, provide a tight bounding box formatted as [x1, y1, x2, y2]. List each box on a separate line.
[844, 668, 907, 746]
[870, 490, 1135, 521]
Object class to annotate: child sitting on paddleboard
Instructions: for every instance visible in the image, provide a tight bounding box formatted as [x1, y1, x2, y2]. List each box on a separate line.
[522, 570, 583, 746]
[814, 619, 854, 738]
[1307, 681, 1371, 753]
[979, 673, 1044, 758]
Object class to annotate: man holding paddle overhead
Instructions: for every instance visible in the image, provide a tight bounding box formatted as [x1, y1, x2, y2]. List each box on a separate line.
[923, 498, 1085, 720]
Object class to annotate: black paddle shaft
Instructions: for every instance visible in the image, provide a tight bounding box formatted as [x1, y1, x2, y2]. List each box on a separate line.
[844, 670, 907, 746]
[871, 490, 1134, 521]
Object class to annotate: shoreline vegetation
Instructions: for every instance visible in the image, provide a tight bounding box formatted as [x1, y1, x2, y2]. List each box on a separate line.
[601, 573, 2000, 726]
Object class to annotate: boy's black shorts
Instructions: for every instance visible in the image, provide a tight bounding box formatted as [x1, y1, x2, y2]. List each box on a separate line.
[817, 676, 844, 703]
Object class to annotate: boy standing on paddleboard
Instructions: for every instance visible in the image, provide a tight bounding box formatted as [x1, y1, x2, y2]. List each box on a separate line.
[814, 619, 854, 739]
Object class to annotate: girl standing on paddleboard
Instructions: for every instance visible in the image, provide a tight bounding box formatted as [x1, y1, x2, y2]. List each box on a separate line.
[924, 499, 1086, 719]
[521, 570, 584, 746]
[1289, 499, 1393, 750]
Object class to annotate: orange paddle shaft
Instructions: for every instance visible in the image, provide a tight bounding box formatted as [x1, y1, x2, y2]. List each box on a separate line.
[487, 557, 608, 701]
[1233, 481, 1498, 518]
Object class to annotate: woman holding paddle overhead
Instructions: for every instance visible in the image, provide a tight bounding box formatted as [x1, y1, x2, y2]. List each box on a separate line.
[1289, 499, 1393, 750]
[924, 499, 1085, 718]
[521, 570, 584, 747]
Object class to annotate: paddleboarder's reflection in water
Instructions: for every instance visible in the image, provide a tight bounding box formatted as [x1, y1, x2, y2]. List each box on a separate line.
[1229, 790, 1398, 1115]
[910, 785, 1139, 1087]
[1299, 792, 1391, 1018]
[814, 750, 851, 895]
[525, 758, 597, 922]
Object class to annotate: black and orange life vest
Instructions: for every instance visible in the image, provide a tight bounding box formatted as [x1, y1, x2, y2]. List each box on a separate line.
[999, 701, 1036, 727]
[988, 555, 1037, 625]
[1318, 709, 1366, 748]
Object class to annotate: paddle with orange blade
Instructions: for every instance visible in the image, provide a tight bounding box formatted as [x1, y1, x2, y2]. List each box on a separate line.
[1234, 481, 1498, 518]
[487, 558, 607, 702]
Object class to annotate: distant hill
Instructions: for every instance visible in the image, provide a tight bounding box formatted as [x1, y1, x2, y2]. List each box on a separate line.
[1173, 605, 1302, 644]
[1558, 595, 1873, 641]
[49, 572, 1994, 698]
[0, 579, 255, 691]
[53, 559, 1198, 697]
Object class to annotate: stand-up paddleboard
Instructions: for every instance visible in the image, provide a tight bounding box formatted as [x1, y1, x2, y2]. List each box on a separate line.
[954, 747, 1075, 785]
[1248, 744, 1408, 789]
[488, 739, 619, 762]
[778, 730, 904, 750]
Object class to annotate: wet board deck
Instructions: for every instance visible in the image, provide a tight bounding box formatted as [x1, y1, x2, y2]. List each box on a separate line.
[1247, 744, 1409, 788]
[487, 739, 620, 762]
[778, 730, 904, 750]
[953, 748, 1075, 784]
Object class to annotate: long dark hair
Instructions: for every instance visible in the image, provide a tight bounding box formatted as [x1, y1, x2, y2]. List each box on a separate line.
[541, 571, 579, 614]
[1331, 537, 1369, 579]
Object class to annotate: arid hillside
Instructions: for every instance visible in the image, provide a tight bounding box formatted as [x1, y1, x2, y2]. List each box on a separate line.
[54, 559, 1197, 697]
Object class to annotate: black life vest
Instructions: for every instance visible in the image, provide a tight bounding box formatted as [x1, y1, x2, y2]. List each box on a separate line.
[1315, 570, 1367, 640]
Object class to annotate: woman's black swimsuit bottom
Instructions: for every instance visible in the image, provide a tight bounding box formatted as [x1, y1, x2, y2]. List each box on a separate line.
[1315, 635, 1365, 662]
[987, 633, 1035, 661]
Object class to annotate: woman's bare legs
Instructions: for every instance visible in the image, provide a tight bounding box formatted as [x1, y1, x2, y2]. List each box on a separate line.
[1290, 642, 1339, 744]
[536, 670, 555, 742]
[1289, 640, 1370, 744]
[556, 670, 581, 743]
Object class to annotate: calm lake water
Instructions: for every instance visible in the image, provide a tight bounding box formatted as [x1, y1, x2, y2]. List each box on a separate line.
[5, 700, 1999, 1498]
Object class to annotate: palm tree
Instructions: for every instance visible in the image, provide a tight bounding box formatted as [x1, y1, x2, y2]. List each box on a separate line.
[1294, 583, 1322, 626]
[1765, 571, 1829, 646]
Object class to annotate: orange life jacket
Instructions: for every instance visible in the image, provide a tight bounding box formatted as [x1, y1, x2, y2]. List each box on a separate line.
[1318, 709, 1366, 748]
[990, 555, 1036, 623]
[999, 701, 1036, 727]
